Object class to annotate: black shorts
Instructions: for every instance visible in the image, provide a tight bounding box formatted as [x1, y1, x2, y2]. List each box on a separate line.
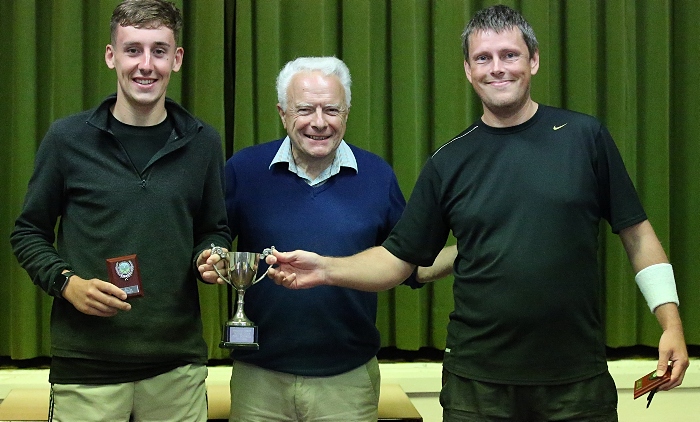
[441, 369, 618, 422]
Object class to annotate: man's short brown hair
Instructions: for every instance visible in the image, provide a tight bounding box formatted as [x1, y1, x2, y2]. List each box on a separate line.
[110, 0, 183, 45]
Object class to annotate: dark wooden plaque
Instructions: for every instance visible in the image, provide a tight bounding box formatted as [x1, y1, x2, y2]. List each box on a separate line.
[106, 254, 144, 298]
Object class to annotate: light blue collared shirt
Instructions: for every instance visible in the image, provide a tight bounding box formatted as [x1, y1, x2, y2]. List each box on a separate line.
[270, 136, 358, 186]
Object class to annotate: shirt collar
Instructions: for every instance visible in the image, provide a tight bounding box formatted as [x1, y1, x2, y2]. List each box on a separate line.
[270, 136, 358, 185]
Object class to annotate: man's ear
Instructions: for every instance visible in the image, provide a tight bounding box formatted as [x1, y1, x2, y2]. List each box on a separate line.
[464, 59, 472, 84]
[530, 50, 540, 76]
[105, 45, 115, 69]
[172, 47, 184, 72]
[277, 104, 287, 129]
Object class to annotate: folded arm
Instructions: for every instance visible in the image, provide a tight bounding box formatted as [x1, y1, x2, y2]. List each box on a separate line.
[416, 244, 457, 283]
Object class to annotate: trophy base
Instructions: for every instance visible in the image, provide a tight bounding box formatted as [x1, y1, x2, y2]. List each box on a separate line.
[220, 325, 259, 350]
[219, 341, 260, 350]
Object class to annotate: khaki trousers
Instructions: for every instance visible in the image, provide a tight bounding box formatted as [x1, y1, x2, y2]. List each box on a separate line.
[49, 363, 208, 422]
[229, 358, 381, 422]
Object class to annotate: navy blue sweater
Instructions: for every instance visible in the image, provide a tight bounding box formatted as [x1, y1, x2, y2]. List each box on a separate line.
[225, 139, 407, 376]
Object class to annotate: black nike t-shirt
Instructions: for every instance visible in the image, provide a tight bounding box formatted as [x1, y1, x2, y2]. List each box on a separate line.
[384, 105, 646, 385]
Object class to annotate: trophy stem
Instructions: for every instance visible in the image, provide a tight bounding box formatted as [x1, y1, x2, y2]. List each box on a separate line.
[231, 288, 253, 326]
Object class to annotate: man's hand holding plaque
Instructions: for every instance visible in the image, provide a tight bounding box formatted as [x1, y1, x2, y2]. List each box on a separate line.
[60, 272, 131, 317]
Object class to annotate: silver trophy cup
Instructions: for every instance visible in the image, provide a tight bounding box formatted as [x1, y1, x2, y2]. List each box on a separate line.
[211, 244, 274, 349]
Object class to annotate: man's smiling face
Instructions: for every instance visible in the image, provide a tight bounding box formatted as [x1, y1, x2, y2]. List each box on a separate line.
[464, 27, 539, 119]
[105, 24, 183, 118]
[278, 70, 348, 168]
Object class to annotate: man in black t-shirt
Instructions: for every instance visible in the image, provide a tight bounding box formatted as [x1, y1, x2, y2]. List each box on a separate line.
[265, 4, 689, 421]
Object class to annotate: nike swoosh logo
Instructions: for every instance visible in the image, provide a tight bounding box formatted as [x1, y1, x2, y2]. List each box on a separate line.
[553, 123, 568, 130]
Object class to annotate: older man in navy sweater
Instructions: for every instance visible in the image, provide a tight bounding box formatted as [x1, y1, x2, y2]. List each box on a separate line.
[220, 57, 447, 422]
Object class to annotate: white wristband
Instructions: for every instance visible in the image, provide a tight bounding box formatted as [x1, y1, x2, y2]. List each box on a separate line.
[634, 263, 679, 313]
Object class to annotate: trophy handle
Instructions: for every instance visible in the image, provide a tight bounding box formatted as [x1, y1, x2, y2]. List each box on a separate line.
[210, 243, 231, 285]
[253, 247, 276, 284]
[213, 262, 230, 284]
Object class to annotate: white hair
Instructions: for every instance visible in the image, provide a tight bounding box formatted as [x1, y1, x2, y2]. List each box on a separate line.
[276, 56, 352, 111]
